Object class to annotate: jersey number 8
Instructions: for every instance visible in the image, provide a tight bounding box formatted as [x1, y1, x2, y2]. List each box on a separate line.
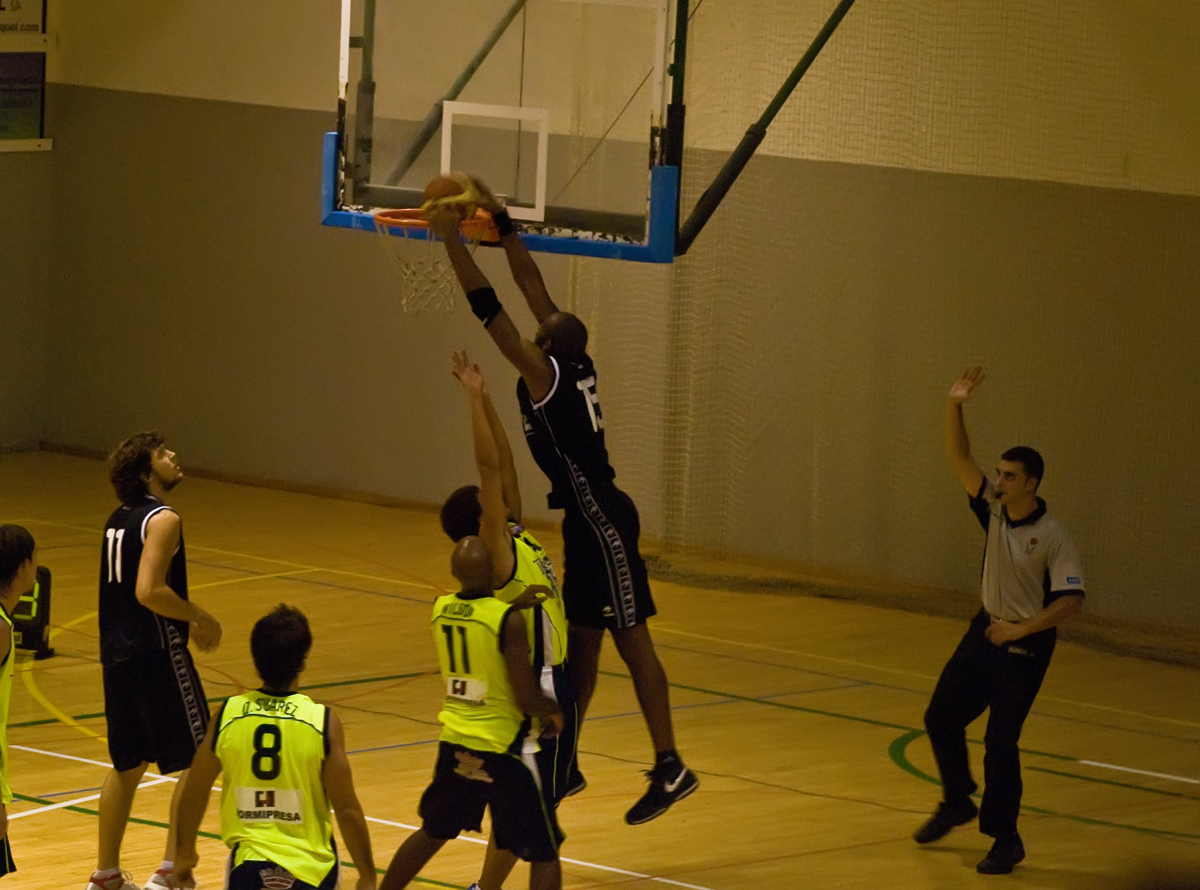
[251, 724, 283, 780]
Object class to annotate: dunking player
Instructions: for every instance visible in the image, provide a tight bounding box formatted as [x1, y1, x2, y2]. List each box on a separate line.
[172, 605, 376, 890]
[85, 432, 223, 890]
[428, 183, 697, 824]
[914, 367, 1085, 875]
[379, 537, 564, 890]
[0, 524, 37, 878]
[441, 350, 577, 890]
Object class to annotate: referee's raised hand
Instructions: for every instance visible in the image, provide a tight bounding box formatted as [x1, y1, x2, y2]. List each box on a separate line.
[949, 366, 986, 403]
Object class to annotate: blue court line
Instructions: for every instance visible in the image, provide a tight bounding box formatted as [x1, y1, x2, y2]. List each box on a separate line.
[38, 785, 103, 798]
[348, 739, 438, 756]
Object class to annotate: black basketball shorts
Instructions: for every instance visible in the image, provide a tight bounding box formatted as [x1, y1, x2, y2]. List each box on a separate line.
[536, 664, 579, 805]
[102, 644, 209, 774]
[561, 485, 655, 631]
[419, 742, 563, 862]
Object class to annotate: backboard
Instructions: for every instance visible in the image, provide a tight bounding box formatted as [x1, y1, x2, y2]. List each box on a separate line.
[322, 0, 680, 262]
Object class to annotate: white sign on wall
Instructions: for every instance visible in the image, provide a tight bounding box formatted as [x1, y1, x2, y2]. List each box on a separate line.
[0, 0, 44, 35]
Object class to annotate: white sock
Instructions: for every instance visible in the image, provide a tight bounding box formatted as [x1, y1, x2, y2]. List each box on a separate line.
[159, 861, 174, 873]
[92, 868, 121, 881]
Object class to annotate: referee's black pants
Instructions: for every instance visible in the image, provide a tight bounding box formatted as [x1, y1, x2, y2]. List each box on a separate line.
[923, 608, 1055, 838]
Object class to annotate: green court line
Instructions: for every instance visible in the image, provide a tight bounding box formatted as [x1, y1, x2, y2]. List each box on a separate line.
[11, 791, 462, 887]
[602, 669, 1199, 817]
[11, 672, 427, 728]
[885, 729, 1200, 841]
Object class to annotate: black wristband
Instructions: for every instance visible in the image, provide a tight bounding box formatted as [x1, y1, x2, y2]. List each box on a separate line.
[492, 209, 517, 237]
[466, 286, 503, 326]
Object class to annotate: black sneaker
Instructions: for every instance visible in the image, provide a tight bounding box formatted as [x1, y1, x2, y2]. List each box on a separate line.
[624, 762, 699, 825]
[564, 766, 587, 798]
[976, 833, 1025, 875]
[912, 799, 979, 844]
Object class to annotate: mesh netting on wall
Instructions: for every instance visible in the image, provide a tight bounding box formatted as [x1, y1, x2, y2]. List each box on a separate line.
[559, 0, 1200, 629]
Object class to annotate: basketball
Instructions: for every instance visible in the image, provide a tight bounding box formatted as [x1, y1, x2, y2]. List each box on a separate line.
[423, 171, 476, 219]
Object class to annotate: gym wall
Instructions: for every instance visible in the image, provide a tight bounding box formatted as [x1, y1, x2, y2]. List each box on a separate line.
[16, 0, 1200, 628]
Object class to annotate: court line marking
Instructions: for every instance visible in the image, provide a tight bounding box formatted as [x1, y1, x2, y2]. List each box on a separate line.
[651, 624, 1200, 729]
[1077, 761, 1199, 785]
[10, 775, 173, 819]
[19, 609, 106, 741]
[8, 744, 713, 889]
[887, 729, 1200, 840]
[366, 816, 718, 890]
[12, 517, 440, 590]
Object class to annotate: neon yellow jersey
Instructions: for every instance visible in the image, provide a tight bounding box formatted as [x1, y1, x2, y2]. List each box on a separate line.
[215, 692, 333, 886]
[0, 606, 13, 805]
[432, 593, 529, 754]
[495, 526, 568, 668]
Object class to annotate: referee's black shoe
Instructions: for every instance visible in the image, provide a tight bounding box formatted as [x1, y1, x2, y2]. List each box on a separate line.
[625, 760, 699, 824]
[912, 799, 979, 844]
[976, 832, 1025, 874]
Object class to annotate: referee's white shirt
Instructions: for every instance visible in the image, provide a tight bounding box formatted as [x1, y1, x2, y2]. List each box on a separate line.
[971, 477, 1085, 622]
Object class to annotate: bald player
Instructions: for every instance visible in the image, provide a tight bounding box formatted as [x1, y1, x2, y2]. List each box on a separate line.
[379, 537, 564, 890]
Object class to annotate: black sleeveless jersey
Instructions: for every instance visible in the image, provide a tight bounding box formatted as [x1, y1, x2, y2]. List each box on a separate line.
[99, 497, 190, 665]
[516, 354, 617, 509]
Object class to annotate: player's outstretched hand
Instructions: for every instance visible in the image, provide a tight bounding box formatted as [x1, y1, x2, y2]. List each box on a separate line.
[424, 203, 461, 241]
[470, 176, 505, 214]
[949, 366, 985, 404]
[451, 350, 487, 397]
[191, 609, 223, 652]
[509, 584, 553, 609]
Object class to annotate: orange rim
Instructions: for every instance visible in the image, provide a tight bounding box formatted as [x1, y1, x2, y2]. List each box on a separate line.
[373, 207, 500, 242]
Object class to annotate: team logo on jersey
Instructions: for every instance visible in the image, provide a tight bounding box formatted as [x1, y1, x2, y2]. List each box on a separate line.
[1067, 576, 1081, 585]
[235, 787, 303, 823]
[454, 750, 494, 783]
[1025, 537, 1039, 554]
[258, 866, 297, 889]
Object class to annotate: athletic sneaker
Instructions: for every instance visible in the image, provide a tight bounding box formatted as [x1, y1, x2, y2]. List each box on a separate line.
[912, 799, 979, 844]
[624, 761, 699, 825]
[85, 873, 141, 890]
[976, 832, 1026, 875]
[467, 884, 482, 890]
[143, 871, 175, 890]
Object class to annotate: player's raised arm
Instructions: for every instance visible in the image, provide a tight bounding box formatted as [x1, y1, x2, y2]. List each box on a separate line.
[452, 351, 516, 587]
[428, 207, 555, 401]
[471, 178, 560, 322]
[323, 709, 377, 890]
[945, 366, 988, 495]
[172, 717, 223, 888]
[136, 510, 223, 651]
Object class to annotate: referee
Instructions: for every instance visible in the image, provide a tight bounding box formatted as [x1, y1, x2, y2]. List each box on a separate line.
[914, 367, 1085, 875]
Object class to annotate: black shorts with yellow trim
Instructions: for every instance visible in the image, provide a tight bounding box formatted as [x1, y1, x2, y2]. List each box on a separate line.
[419, 741, 563, 862]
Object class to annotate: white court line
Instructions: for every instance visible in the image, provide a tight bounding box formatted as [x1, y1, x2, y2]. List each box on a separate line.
[1078, 760, 1200, 785]
[11, 775, 173, 819]
[14, 746, 717, 888]
[367, 816, 718, 890]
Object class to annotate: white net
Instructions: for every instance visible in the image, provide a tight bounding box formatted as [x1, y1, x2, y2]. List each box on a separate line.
[372, 217, 488, 314]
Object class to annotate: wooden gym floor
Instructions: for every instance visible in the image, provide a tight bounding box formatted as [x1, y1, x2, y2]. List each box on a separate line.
[2, 451, 1197, 888]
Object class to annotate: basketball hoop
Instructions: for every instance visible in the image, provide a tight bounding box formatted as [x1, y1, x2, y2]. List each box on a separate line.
[372, 208, 501, 314]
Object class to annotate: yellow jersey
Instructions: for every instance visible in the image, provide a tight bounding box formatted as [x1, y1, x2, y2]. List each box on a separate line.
[432, 592, 529, 754]
[0, 607, 12, 805]
[214, 692, 334, 887]
[495, 526, 568, 668]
